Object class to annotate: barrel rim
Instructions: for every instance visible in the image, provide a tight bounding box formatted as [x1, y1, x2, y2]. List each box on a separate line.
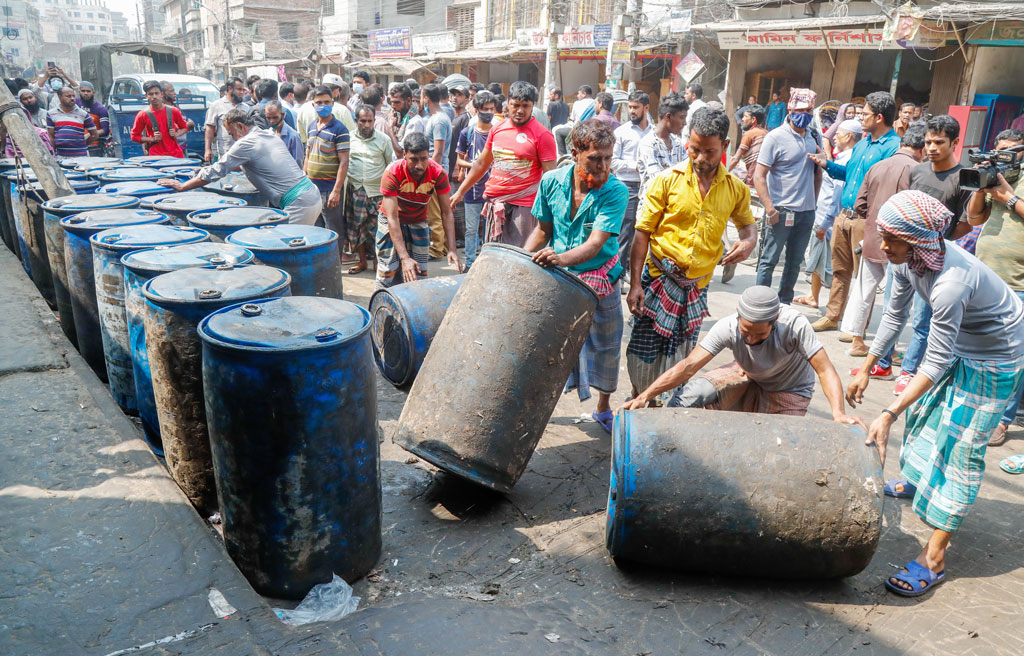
[226, 224, 339, 251]
[367, 287, 415, 387]
[153, 194, 248, 212]
[42, 194, 140, 213]
[479, 243, 598, 302]
[59, 210, 170, 235]
[90, 225, 210, 252]
[121, 244, 255, 275]
[141, 264, 292, 306]
[185, 206, 289, 227]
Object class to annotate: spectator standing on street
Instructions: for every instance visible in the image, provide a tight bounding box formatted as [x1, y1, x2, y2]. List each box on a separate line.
[447, 84, 472, 179]
[765, 91, 787, 130]
[894, 103, 915, 138]
[3, 88, 54, 157]
[636, 92, 688, 201]
[204, 77, 244, 162]
[611, 90, 653, 280]
[264, 100, 304, 167]
[726, 103, 767, 187]
[131, 80, 188, 157]
[304, 85, 351, 249]
[161, 81, 196, 152]
[298, 74, 355, 146]
[547, 87, 570, 128]
[808, 91, 901, 332]
[571, 85, 596, 123]
[421, 83, 454, 258]
[450, 81, 557, 248]
[279, 82, 297, 114]
[346, 105, 394, 275]
[360, 86, 401, 157]
[752, 88, 822, 305]
[348, 71, 370, 115]
[48, 85, 97, 158]
[682, 83, 706, 136]
[388, 83, 423, 145]
[249, 79, 296, 130]
[594, 92, 620, 130]
[76, 81, 109, 156]
[455, 91, 498, 271]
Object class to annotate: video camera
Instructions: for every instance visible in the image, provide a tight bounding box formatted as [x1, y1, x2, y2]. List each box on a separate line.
[959, 145, 1024, 192]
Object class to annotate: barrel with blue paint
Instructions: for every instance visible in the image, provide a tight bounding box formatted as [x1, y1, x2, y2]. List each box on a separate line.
[143, 264, 291, 511]
[97, 167, 165, 184]
[153, 192, 246, 226]
[369, 275, 465, 389]
[43, 194, 141, 346]
[96, 180, 173, 199]
[8, 170, 85, 275]
[186, 206, 289, 242]
[206, 172, 265, 206]
[82, 162, 135, 182]
[392, 244, 597, 492]
[62, 207, 168, 379]
[60, 156, 122, 172]
[92, 225, 210, 414]
[126, 156, 202, 168]
[139, 192, 181, 210]
[605, 408, 884, 579]
[159, 165, 202, 181]
[123, 243, 255, 450]
[200, 296, 380, 597]
[227, 225, 343, 298]
[0, 158, 20, 252]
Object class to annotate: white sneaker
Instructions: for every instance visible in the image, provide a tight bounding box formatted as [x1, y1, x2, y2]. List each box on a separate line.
[893, 373, 913, 396]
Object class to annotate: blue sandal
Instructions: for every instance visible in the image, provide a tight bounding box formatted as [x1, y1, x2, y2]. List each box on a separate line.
[885, 560, 945, 597]
[592, 410, 613, 434]
[1000, 454, 1024, 474]
[884, 478, 916, 498]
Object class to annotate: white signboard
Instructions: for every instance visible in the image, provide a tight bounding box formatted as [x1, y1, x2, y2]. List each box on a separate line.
[670, 10, 692, 33]
[251, 42, 266, 61]
[516, 28, 547, 48]
[717, 26, 947, 50]
[413, 31, 457, 56]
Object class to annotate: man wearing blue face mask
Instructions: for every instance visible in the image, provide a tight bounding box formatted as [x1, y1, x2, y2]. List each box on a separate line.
[349, 71, 369, 115]
[752, 88, 823, 305]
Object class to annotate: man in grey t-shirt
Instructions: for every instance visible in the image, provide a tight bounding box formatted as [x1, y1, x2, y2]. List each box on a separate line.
[622, 287, 863, 425]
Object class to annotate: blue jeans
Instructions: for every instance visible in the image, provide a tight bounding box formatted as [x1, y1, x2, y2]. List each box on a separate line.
[899, 296, 932, 376]
[755, 209, 815, 304]
[999, 290, 1024, 424]
[463, 201, 485, 270]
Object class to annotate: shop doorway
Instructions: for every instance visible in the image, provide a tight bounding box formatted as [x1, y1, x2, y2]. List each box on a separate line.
[853, 49, 932, 106]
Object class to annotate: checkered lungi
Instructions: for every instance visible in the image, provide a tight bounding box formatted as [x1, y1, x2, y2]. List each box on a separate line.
[901, 354, 1024, 533]
[670, 362, 810, 415]
[374, 213, 430, 289]
[564, 280, 624, 401]
[804, 231, 833, 287]
[345, 184, 379, 252]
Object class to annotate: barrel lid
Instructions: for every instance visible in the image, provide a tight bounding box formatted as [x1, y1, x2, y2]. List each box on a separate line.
[60, 209, 169, 232]
[138, 192, 181, 209]
[92, 224, 209, 250]
[227, 224, 337, 250]
[24, 178, 99, 194]
[6, 170, 85, 182]
[207, 173, 258, 193]
[126, 156, 202, 168]
[153, 192, 247, 213]
[97, 167, 165, 181]
[143, 264, 290, 305]
[42, 194, 140, 213]
[159, 165, 202, 177]
[82, 162, 133, 174]
[200, 296, 369, 350]
[187, 206, 288, 228]
[122, 242, 255, 274]
[96, 180, 169, 196]
[60, 156, 122, 170]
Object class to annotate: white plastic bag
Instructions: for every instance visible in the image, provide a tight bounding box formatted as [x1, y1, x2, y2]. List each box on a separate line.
[272, 574, 360, 626]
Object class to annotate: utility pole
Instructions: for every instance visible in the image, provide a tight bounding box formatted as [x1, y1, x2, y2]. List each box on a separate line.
[0, 84, 73, 200]
[223, 0, 233, 83]
[542, 0, 566, 101]
[605, 0, 630, 91]
[628, 0, 643, 92]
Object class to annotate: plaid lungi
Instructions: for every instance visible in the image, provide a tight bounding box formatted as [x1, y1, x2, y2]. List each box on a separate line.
[374, 213, 430, 289]
[345, 185, 379, 252]
[684, 362, 811, 416]
[564, 281, 624, 400]
[901, 355, 1024, 533]
[804, 231, 833, 288]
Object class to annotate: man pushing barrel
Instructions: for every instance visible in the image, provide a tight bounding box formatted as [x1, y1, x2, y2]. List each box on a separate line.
[621, 286, 863, 427]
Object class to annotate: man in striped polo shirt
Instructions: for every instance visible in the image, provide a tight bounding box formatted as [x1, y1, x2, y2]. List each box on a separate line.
[46, 86, 97, 157]
[304, 85, 350, 255]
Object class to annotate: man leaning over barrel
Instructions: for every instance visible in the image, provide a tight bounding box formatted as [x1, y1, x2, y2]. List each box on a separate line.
[622, 286, 864, 428]
[525, 119, 628, 434]
[625, 107, 758, 401]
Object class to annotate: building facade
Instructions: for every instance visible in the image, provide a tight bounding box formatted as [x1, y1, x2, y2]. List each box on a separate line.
[2, 1, 44, 74]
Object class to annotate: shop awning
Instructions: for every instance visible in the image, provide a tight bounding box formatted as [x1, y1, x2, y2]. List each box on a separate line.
[229, 57, 307, 68]
[437, 44, 542, 61]
[344, 58, 437, 76]
[690, 15, 886, 33]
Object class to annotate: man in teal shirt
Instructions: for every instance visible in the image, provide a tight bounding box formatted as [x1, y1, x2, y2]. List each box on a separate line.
[526, 119, 628, 433]
[765, 92, 787, 130]
[809, 91, 901, 331]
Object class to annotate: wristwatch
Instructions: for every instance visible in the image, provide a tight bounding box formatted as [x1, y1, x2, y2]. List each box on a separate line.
[1007, 195, 1021, 212]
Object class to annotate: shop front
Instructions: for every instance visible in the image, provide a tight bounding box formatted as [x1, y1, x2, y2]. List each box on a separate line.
[960, 20, 1024, 150]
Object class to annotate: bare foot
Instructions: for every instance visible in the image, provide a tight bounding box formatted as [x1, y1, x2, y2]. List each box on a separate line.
[793, 296, 818, 308]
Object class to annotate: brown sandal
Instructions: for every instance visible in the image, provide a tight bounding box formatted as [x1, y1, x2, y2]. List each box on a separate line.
[346, 264, 368, 275]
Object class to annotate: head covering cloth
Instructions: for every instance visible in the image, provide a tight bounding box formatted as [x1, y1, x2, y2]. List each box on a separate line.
[825, 102, 855, 141]
[737, 286, 781, 323]
[876, 190, 952, 274]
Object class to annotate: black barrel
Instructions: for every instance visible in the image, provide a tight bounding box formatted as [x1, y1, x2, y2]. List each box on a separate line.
[392, 244, 597, 492]
[227, 224, 344, 298]
[606, 408, 884, 579]
[143, 264, 291, 512]
[200, 296, 381, 598]
[368, 275, 464, 388]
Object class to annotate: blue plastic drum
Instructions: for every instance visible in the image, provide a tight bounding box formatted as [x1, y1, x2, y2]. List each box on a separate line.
[205, 172, 265, 206]
[7, 170, 86, 276]
[126, 156, 202, 168]
[152, 192, 246, 226]
[186, 206, 288, 242]
[0, 158, 19, 252]
[227, 224, 343, 298]
[60, 156, 122, 171]
[96, 180, 173, 199]
[97, 167, 166, 184]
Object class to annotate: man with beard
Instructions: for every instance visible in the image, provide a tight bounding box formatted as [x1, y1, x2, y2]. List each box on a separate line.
[622, 287, 861, 426]
[611, 91, 653, 283]
[387, 83, 422, 151]
[3, 88, 55, 156]
[624, 108, 757, 400]
[449, 81, 557, 247]
[264, 100, 304, 167]
[205, 77, 244, 162]
[375, 131, 461, 288]
[76, 82, 109, 156]
[47, 85, 98, 157]
[525, 119, 628, 433]
[726, 104, 767, 188]
[455, 90, 498, 271]
[346, 106, 394, 274]
[161, 80, 196, 152]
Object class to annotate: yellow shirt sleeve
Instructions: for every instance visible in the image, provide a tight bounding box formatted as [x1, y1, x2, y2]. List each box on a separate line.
[730, 179, 755, 228]
[636, 170, 667, 234]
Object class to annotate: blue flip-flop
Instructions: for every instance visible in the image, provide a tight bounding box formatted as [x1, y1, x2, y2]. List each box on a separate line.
[592, 410, 613, 434]
[1000, 454, 1024, 474]
[884, 478, 916, 498]
[885, 560, 945, 597]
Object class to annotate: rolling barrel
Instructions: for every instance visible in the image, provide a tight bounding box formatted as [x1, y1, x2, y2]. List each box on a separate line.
[227, 224, 343, 298]
[143, 264, 291, 512]
[186, 206, 289, 242]
[43, 194, 141, 346]
[206, 172, 265, 206]
[123, 243, 255, 452]
[92, 225, 210, 414]
[97, 167, 166, 184]
[605, 409, 884, 579]
[152, 192, 246, 226]
[392, 244, 597, 492]
[200, 296, 381, 598]
[369, 275, 464, 389]
[62, 207, 168, 380]
[96, 180, 174, 199]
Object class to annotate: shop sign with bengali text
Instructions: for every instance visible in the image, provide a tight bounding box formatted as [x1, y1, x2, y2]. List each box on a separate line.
[369, 27, 413, 58]
[413, 31, 457, 55]
[609, 40, 631, 65]
[670, 10, 692, 33]
[516, 28, 548, 48]
[967, 20, 1024, 46]
[558, 24, 611, 50]
[716, 26, 947, 50]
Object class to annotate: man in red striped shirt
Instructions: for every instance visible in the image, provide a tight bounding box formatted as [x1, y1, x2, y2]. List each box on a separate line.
[46, 86, 97, 157]
[130, 80, 189, 157]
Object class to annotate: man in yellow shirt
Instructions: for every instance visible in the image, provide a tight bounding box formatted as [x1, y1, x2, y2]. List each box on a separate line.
[625, 107, 758, 398]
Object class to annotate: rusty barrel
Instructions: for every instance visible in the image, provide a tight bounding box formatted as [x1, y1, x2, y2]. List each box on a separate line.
[143, 264, 291, 512]
[392, 244, 597, 492]
[368, 275, 464, 389]
[227, 224, 343, 298]
[186, 206, 289, 242]
[200, 296, 380, 598]
[606, 408, 884, 579]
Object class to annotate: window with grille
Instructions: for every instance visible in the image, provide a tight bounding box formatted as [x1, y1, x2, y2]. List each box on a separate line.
[279, 21, 297, 41]
[397, 0, 424, 16]
[447, 5, 474, 49]
[489, 0, 542, 41]
[323, 0, 334, 15]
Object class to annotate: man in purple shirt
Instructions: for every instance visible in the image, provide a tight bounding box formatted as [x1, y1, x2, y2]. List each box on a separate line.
[594, 92, 620, 130]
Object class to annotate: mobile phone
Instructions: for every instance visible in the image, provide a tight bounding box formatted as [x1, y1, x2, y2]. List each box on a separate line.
[47, 61, 55, 69]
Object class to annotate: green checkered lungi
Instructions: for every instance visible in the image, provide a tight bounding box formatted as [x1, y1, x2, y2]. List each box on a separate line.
[374, 213, 430, 289]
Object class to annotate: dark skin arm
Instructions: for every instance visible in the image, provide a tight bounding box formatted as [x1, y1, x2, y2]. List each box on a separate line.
[158, 176, 209, 192]
[808, 349, 866, 428]
[524, 220, 613, 268]
[450, 146, 493, 206]
[381, 195, 420, 283]
[620, 346, 717, 409]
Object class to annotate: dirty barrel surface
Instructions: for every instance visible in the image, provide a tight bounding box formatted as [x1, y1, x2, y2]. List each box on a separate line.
[0, 158, 20, 252]
[8, 170, 86, 277]
[392, 244, 597, 492]
[97, 167, 166, 185]
[59, 156, 122, 171]
[152, 192, 246, 227]
[122, 243, 255, 452]
[126, 156, 202, 168]
[605, 408, 884, 579]
[200, 296, 381, 598]
[143, 264, 291, 512]
[368, 275, 464, 389]
[186, 206, 289, 242]
[206, 172, 265, 206]
[92, 225, 210, 414]
[44, 194, 140, 347]
[61, 206, 167, 380]
[227, 224, 344, 299]
[96, 180, 174, 199]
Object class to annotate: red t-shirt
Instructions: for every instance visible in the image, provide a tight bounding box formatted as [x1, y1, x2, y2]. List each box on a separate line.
[483, 117, 557, 206]
[130, 105, 188, 157]
[380, 158, 451, 224]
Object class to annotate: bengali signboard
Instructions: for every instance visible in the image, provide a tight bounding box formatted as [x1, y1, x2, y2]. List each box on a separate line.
[558, 24, 611, 50]
[967, 20, 1024, 46]
[717, 26, 947, 50]
[413, 31, 457, 55]
[609, 40, 631, 65]
[369, 27, 413, 58]
[516, 28, 548, 48]
[669, 10, 692, 33]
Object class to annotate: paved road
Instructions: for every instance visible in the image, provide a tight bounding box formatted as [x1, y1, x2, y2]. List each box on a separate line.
[2, 246, 1023, 655]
